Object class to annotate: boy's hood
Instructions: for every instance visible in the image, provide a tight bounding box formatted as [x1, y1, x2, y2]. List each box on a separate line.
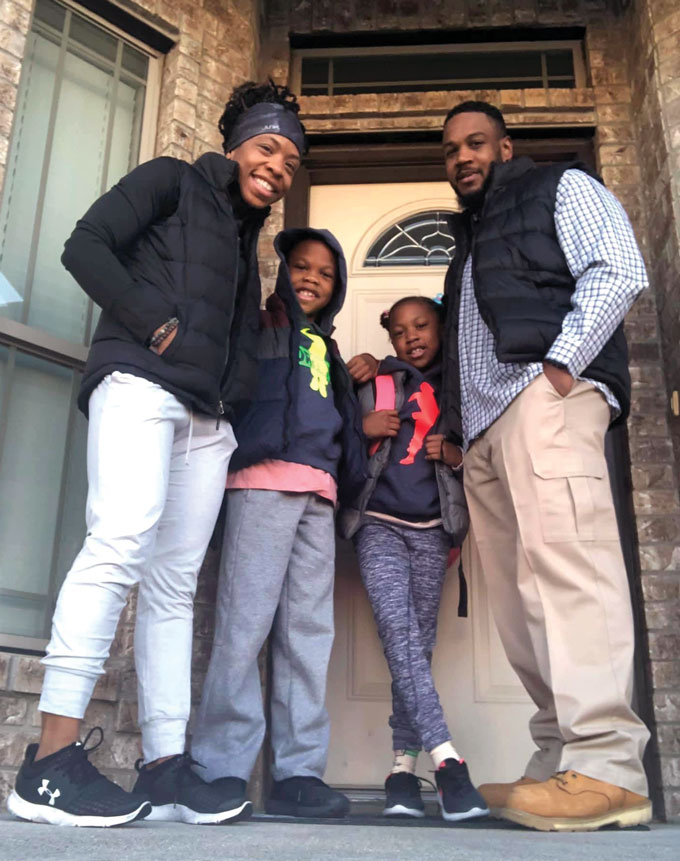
[273, 228, 348, 335]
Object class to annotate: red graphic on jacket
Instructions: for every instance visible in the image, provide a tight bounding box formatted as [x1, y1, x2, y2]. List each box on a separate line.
[400, 382, 440, 465]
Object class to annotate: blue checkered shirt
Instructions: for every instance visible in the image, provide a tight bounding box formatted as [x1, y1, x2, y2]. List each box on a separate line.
[459, 169, 648, 447]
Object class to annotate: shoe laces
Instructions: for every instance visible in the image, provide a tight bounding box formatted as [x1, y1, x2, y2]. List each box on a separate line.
[387, 772, 436, 793]
[552, 771, 575, 788]
[54, 726, 106, 787]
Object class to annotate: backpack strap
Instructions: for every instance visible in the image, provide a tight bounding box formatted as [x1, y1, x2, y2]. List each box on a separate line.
[368, 374, 396, 456]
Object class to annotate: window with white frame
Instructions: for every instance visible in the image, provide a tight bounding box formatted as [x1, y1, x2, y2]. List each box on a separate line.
[0, 0, 161, 650]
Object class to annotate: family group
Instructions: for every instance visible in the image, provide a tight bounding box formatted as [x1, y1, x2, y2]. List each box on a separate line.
[7, 78, 651, 834]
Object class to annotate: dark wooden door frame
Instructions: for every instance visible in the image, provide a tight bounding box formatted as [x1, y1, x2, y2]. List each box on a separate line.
[275, 130, 663, 817]
[285, 134, 597, 228]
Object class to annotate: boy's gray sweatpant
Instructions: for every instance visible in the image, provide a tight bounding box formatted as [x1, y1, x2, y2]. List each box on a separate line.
[191, 489, 336, 782]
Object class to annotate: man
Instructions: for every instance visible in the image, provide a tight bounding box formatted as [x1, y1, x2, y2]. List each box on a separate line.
[440, 100, 650, 831]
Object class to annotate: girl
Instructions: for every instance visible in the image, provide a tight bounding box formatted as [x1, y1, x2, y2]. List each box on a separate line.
[340, 296, 488, 822]
[8, 81, 305, 828]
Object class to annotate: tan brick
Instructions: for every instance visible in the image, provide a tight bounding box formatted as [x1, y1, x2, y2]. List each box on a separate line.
[598, 143, 639, 166]
[0, 654, 8, 690]
[547, 89, 575, 108]
[115, 700, 138, 733]
[89, 732, 142, 771]
[594, 85, 632, 104]
[0, 696, 27, 726]
[600, 165, 641, 186]
[0, 23, 25, 59]
[0, 769, 14, 807]
[0, 0, 30, 33]
[0, 730, 37, 766]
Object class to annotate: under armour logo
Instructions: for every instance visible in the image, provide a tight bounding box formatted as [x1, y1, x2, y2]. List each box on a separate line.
[37, 779, 61, 806]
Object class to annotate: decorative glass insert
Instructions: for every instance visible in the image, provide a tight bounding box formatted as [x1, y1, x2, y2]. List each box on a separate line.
[364, 211, 456, 267]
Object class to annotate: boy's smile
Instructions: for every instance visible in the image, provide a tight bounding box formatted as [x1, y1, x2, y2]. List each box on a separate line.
[288, 239, 337, 320]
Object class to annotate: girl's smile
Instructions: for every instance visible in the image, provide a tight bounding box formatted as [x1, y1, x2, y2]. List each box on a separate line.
[388, 301, 442, 369]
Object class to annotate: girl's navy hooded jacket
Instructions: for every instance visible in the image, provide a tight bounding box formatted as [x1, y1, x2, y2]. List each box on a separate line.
[228, 228, 368, 507]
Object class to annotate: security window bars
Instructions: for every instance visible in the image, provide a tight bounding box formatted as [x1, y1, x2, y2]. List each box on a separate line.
[0, 0, 160, 650]
[364, 212, 456, 267]
[295, 41, 584, 96]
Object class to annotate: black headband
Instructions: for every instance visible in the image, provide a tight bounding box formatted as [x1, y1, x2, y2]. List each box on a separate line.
[225, 102, 305, 156]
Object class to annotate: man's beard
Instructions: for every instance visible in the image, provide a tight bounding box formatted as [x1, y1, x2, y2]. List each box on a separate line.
[454, 169, 494, 212]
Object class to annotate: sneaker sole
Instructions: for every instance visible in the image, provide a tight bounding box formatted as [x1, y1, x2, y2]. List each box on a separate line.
[145, 800, 252, 825]
[438, 799, 490, 823]
[500, 800, 652, 832]
[383, 804, 425, 818]
[7, 791, 151, 828]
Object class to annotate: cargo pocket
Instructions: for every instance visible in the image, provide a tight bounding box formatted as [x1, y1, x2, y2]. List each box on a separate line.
[530, 451, 619, 543]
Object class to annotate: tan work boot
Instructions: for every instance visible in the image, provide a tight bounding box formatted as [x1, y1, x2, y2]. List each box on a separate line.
[501, 770, 652, 831]
[478, 777, 539, 818]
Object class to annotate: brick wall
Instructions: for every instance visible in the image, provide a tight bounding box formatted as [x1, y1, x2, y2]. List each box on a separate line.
[624, 0, 680, 821]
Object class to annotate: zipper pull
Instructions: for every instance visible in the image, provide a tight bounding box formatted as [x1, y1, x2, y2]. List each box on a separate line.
[216, 399, 224, 429]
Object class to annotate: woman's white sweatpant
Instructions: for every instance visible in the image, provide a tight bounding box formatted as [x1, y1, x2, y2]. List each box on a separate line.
[40, 372, 236, 762]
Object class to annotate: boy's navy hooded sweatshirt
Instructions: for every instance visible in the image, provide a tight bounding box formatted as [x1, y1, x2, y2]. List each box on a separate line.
[366, 356, 442, 522]
[228, 228, 368, 507]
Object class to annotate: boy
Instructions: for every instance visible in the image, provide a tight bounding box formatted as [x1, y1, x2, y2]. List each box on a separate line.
[191, 228, 367, 818]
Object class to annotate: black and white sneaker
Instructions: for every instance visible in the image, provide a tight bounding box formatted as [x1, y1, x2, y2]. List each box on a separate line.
[383, 772, 426, 818]
[265, 776, 350, 818]
[133, 754, 252, 825]
[435, 759, 489, 822]
[7, 728, 151, 827]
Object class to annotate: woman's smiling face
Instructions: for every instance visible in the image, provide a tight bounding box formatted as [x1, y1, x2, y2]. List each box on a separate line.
[227, 133, 301, 208]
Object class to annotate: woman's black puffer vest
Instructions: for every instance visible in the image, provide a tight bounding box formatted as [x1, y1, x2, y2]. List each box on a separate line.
[62, 152, 268, 421]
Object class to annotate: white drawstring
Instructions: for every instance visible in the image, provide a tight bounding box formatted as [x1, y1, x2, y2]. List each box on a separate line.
[185, 410, 194, 465]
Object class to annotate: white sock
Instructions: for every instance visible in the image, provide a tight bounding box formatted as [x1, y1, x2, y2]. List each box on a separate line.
[391, 749, 419, 775]
[429, 741, 461, 769]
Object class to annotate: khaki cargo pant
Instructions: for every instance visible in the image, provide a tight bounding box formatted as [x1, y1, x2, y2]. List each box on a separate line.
[463, 374, 649, 796]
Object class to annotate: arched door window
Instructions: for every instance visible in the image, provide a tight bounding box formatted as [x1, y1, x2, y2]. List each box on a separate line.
[363, 210, 456, 267]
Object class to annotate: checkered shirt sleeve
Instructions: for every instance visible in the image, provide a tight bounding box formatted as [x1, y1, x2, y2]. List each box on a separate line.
[545, 169, 649, 376]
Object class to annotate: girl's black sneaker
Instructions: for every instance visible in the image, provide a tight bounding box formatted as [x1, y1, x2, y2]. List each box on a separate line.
[383, 772, 426, 818]
[132, 754, 252, 825]
[7, 728, 151, 827]
[435, 758, 490, 822]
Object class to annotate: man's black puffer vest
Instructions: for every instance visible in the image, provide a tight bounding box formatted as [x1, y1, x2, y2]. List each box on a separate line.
[63, 153, 268, 420]
[443, 157, 631, 427]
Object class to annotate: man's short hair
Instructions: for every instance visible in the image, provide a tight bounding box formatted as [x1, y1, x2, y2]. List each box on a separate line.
[443, 101, 508, 138]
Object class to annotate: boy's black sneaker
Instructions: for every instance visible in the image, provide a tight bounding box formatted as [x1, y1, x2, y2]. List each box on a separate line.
[7, 728, 151, 827]
[133, 754, 252, 825]
[265, 776, 350, 818]
[383, 771, 426, 818]
[435, 758, 490, 822]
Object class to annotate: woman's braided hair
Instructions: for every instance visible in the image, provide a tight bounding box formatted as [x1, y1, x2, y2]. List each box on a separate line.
[218, 79, 308, 155]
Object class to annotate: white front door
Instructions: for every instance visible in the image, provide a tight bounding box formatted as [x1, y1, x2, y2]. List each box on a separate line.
[309, 181, 537, 789]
